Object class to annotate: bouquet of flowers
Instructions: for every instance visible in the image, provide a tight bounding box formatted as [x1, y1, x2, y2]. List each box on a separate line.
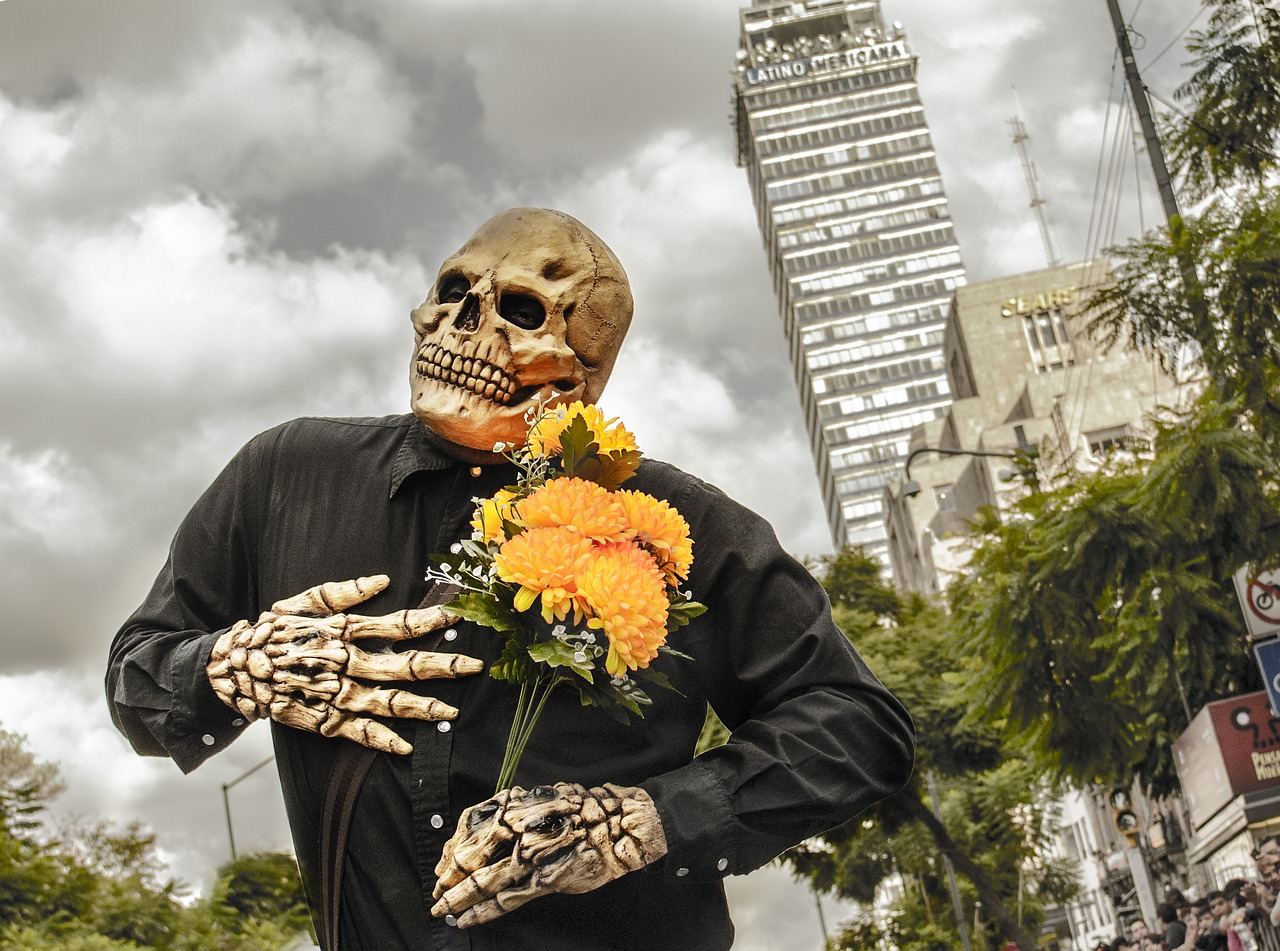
[426, 402, 705, 792]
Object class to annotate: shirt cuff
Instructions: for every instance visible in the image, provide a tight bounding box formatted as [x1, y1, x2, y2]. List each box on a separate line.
[645, 755, 739, 882]
[165, 630, 251, 772]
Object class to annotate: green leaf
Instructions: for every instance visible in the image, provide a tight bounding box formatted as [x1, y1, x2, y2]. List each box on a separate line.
[445, 593, 522, 633]
[658, 644, 695, 661]
[488, 638, 529, 683]
[578, 683, 645, 720]
[558, 415, 600, 478]
[458, 539, 492, 561]
[578, 689, 636, 724]
[632, 667, 681, 696]
[667, 600, 708, 631]
[573, 456, 605, 485]
[578, 447, 645, 486]
[527, 641, 595, 682]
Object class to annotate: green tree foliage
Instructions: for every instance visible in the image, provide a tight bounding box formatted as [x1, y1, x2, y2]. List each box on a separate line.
[1089, 194, 1280, 440]
[0, 726, 313, 950]
[955, 0, 1280, 797]
[1169, 0, 1280, 196]
[953, 403, 1278, 793]
[783, 548, 1078, 951]
[0, 728, 65, 839]
[957, 404, 1274, 793]
[808, 545, 903, 620]
[207, 852, 311, 935]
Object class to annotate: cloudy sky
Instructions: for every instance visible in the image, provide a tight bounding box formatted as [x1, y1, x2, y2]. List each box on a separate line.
[0, 0, 1204, 946]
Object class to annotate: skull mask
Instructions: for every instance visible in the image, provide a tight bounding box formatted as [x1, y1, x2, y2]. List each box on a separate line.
[410, 208, 633, 452]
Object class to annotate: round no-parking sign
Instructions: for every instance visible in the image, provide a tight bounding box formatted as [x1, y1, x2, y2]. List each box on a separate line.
[1237, 565, 1280, 638]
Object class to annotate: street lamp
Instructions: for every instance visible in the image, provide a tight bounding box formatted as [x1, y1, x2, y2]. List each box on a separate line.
[222, 755, 274, 862]
[900, 445, 1040, 498]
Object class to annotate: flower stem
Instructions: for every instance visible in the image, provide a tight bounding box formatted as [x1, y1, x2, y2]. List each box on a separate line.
[493, 670, 564, 793]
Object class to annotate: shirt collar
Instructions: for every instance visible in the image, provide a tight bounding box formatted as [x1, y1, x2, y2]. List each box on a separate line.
[390, 416, 462, 498]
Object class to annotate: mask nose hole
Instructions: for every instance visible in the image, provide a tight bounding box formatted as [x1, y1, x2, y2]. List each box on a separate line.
[454, 292, 481, 333]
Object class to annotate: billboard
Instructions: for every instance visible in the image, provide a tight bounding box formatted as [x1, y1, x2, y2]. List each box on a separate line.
[1173, 691, 1280, 830]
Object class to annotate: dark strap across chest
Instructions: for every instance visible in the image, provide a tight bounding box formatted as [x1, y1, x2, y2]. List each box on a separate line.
[317, 581, 461, 951]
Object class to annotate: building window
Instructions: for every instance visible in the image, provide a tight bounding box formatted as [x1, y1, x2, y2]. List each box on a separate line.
[1087, 425, 1131, 455]
[1020, 307, 1075, 373]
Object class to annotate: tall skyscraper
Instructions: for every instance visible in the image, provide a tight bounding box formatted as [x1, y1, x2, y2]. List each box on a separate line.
[733, 0, 965, 558]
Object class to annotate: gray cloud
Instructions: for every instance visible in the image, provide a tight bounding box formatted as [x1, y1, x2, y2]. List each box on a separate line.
[0, 0, 1205, 944]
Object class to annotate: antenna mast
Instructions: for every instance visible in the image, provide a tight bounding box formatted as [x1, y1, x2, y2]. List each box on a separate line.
[1009, 111, 1059, 267]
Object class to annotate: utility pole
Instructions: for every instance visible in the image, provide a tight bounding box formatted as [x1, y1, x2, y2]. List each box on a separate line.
[1103, 0, 1208, 386]
[1009, 110, 1059, 267]
[221, 755, 274, 862]
[928, 770, 973, 951]
[1103, 0, 1181, 226]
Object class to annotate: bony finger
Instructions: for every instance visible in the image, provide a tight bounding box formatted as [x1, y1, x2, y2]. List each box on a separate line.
[432, 858, 524, 919]
[335, 680, 459, 721]
[323, 712, 413, 756]
[270, 575, 390, 617]
[451, 881, 542, 929]
[344, 605, 459, 641]
[346, 646, 484, 681]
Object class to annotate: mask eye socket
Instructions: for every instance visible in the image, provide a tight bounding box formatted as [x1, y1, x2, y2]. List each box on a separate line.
[438, 275, 470, 304]
[499, 293, 546, 330]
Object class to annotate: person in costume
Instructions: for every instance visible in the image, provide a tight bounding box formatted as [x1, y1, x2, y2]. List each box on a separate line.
[107, 208, 915, 950]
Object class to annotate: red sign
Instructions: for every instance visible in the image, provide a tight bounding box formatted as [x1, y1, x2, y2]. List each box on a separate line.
[1212, 692, 1280, 792]
[1175, 692, 1280, 829]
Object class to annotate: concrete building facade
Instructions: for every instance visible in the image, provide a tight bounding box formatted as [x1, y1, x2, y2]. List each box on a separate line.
[732, 0, 965, 559]
[883, 258, 1185, 594]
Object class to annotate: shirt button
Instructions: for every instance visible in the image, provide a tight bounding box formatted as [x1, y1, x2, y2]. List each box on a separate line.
[469, 467, 482, 477]
[437, 721, 452, 733]
[445, 915, 459, 927]
[444, 629, 458, 642]
[201, 734, 215, 746]
[676, 867, 689, 877]
[431, 814, 445, 829]
[717, 858, 729, 872]
[231, 719, 245, 727]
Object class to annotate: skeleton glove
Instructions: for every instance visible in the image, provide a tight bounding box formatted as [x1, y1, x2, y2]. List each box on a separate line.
[206, 575, 482, 754]
[431, 782, 668, 928]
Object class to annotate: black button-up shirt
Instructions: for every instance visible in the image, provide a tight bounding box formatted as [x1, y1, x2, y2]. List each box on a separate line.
[107, 414, 915, 950]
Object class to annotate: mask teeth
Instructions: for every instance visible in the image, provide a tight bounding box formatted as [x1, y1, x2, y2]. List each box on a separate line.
[417, 343, 517, 404]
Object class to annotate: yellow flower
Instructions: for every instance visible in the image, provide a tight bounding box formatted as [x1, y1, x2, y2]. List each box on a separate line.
[617, 490, 694, 587]
[494, 527, 594, 624]
[576, 542, 669, 675]
[471, 488, 520, 544]
[527, 401, 638, 458]
[518, 477, 628, 543]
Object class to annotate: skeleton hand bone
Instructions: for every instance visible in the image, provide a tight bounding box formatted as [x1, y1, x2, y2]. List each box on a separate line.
[206, 575, 482, 755]
[431, 782, 668, 928]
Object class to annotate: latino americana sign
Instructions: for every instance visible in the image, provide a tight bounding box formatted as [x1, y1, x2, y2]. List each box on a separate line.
[742, 39, 910, 87]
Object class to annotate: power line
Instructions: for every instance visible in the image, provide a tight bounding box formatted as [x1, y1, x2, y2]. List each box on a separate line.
[1143, 83, 1280, 166]
[1140, 4, 1209, 70]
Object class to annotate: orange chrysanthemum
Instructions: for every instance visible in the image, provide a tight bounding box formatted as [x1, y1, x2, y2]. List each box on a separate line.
[471, 488, 520, 544]
[494, 527, 594, 624]
[617, 490, 694, 587]
[576, 542, 669, 676]
[526, 402, 638, 458]
[518, 477, 628, 543]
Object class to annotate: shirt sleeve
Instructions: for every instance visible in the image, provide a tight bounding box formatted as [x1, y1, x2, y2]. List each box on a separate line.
[642, 469, 916, 881]
[105, 433, 271, 773]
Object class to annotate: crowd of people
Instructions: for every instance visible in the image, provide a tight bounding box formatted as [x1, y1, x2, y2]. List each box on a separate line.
[1092, 837, 1280, 951]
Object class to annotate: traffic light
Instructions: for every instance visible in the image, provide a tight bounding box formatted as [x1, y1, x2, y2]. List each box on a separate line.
[1109, 787, 1140, 846]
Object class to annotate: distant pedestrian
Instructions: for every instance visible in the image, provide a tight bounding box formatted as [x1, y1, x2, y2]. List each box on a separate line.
[1196, 898, 1228, 951]
[1161, 900, 1189, 949]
